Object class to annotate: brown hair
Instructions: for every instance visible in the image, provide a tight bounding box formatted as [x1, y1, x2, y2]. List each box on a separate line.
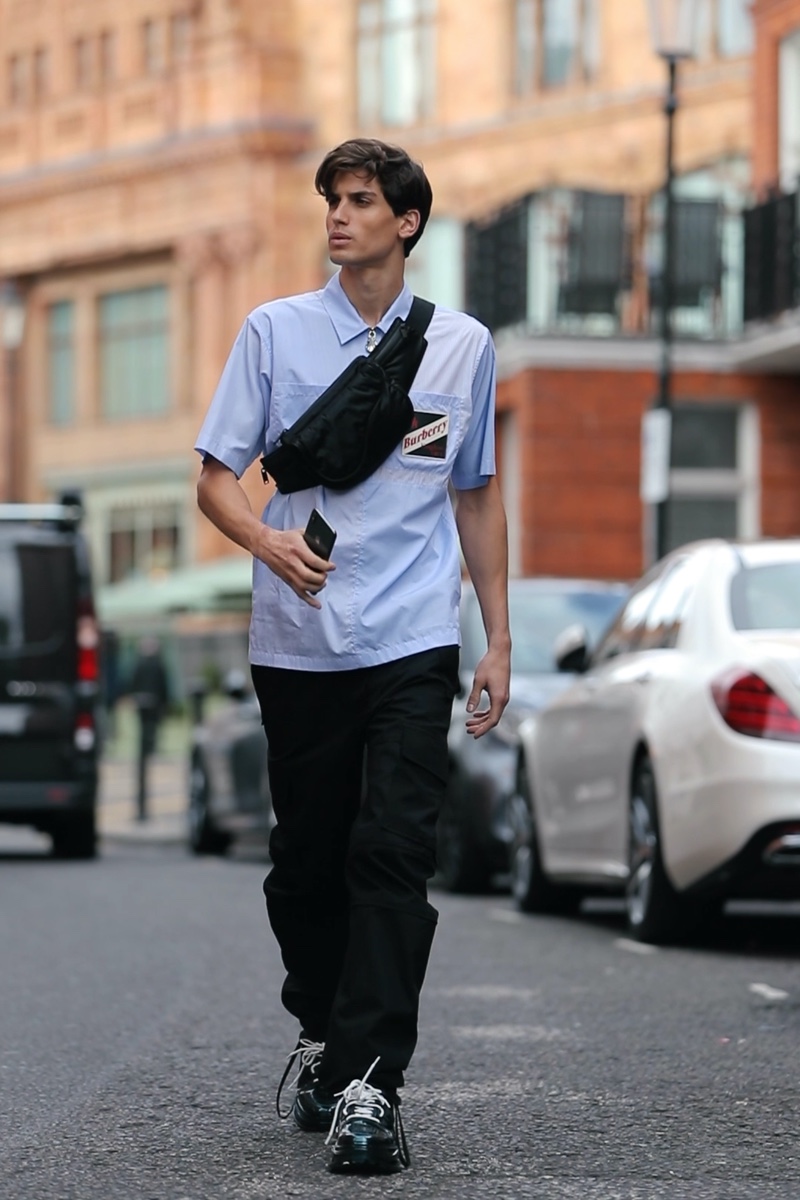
[314, 138, 433, 257]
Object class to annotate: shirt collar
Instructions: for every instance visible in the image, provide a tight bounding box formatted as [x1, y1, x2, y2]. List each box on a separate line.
[320, 271, 414, 346]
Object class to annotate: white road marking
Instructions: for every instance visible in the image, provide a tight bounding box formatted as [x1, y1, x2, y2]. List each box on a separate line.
[749, 982, 789, 1002]
[489, 908, 523, 923]
[433, 985, 540, 1000]
[614, 937, 657, 955]
[450, 1024, 565, 1041]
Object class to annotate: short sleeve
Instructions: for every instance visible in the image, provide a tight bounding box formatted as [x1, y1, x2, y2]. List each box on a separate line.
[451, 331, 497, 491]
[194, 315, 271, 479]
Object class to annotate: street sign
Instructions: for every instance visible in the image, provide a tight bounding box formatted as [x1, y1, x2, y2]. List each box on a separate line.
[641, 409, 672, 503]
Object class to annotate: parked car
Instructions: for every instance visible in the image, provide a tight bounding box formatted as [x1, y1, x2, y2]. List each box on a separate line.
[188, 670, 273, 855]
[437, 577, 628, 893]
[512, 539, 800, 942]
[0, 495, 100, 858]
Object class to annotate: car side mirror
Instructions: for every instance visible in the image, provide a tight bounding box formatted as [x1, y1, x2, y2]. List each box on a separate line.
[553, 623, 590, 674]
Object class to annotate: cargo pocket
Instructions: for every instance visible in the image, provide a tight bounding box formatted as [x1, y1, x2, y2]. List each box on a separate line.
[375, 725, 450, 850]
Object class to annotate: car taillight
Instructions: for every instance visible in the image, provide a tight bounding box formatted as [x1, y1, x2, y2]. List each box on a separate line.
[76, 596, 99, 684]
[711, 670, 800, 743]
[74, 710, 95, 752]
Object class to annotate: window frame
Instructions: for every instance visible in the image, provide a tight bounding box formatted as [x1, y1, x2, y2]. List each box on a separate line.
[356, 0, 437, 129]
[513, 0, 600, 96]
[97, 283, 171, 422]
[665, 403, 760, 552]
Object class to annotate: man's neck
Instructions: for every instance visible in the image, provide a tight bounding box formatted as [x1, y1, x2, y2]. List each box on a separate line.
[338, 264, 407, 328]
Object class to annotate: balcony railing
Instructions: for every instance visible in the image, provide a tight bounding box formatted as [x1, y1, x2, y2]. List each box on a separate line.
[465, 187, 744, 341]
[742, 190, 799, 323]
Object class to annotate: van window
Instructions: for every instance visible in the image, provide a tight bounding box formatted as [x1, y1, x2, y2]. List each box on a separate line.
[0, 541, 76, 681]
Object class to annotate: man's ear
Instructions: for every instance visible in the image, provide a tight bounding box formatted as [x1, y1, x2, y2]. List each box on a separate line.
[399, 208, 421, 246]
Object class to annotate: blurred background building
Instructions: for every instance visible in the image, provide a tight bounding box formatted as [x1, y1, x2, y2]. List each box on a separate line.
[1, 0, 799, 677]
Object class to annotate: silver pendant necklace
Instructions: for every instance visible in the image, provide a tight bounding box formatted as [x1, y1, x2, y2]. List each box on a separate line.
[366, 327, 377, 353]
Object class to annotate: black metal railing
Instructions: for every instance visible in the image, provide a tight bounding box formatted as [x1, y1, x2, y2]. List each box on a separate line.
[742, 190, 799, 322]
[465, 188, 740, 339]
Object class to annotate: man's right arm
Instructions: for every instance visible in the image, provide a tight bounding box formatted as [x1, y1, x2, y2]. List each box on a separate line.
[196, 456, 334, 609]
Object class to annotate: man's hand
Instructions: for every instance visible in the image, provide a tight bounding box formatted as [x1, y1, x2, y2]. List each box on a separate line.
[196, 459, 335, 609]
[252, 525, 335, 610]
[464, 644, 510, 738]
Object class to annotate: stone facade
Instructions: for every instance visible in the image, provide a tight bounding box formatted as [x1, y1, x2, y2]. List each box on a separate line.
[0, 0, 786, 597]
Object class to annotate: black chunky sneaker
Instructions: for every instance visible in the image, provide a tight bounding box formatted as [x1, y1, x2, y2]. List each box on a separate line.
[276, 1037, 336, 1132]
[326, 1058, 410, 1175]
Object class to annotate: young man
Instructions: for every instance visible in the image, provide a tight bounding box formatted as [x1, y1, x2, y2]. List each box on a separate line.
[195, 139, 510, 1175]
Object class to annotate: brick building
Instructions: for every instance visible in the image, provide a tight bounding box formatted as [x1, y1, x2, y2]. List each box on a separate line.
[0, 0, 796, 626]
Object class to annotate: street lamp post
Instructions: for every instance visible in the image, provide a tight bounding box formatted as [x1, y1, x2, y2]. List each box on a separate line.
[1, 280, 26, 503]
[646, 1, 695, 560]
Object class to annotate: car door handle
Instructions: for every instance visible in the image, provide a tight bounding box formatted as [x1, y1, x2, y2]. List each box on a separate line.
[634, 673, 652, 685]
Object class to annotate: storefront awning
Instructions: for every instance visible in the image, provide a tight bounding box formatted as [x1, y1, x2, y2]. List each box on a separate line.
[97, 555, 253, 626]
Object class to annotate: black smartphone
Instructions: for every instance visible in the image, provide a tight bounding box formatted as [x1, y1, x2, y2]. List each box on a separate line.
[303, 508, 337, 560]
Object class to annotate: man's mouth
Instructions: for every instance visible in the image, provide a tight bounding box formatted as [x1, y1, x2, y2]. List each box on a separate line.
[329, 233, 350, 244]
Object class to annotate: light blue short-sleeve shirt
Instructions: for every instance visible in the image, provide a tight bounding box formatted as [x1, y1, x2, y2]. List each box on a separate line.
[195, 272, 497, 671]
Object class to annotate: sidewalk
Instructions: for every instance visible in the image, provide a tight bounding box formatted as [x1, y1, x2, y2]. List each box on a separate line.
[99, 754, 187, 846]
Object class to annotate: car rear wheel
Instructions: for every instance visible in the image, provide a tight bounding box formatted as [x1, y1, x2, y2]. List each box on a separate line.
[188, 757, 231, 856]
[509, 757, 581, 914]
[436, 777, 491, 894]
[626, 754, 686, 944]
[51, 811, 97, 860]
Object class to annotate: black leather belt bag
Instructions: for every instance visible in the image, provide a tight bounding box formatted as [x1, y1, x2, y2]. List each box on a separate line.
[260, 296, 434, 495]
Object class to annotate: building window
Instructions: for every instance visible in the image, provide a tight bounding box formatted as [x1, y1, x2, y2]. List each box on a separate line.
[403, 216, 465, 309]
[779, 28, 800, 192]
[515, 0, 600, 93]
[8, 54, 26, 106]
[357, 0, 436, 127]
[694, 0, 753, 59]
[100, 30, 116, 85]
[47, 301, 75, 427]
[665, 404, 759, 552]
[74, 37, 93, 89]
[108, 503, 181, 583]
[33, 47, 49, 102]
[142, 19, 165, 75]
[170, 13, 193, 63]
[98, 285, 170, 420]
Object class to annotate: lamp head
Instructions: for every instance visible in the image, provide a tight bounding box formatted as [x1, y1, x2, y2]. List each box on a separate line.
[647, 0, 697, 60]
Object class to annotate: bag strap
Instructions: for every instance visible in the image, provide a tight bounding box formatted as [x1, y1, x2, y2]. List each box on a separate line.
[404, 295, 435, 338]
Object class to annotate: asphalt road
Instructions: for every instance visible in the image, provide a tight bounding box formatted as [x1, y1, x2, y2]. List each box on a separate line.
[1, 833, 799, 1200]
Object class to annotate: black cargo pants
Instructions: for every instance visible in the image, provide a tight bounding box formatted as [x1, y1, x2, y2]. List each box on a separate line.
[251, 644, 459, 1094]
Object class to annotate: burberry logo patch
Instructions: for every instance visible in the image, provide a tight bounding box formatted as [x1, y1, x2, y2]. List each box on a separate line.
[402, 412, 449, 459]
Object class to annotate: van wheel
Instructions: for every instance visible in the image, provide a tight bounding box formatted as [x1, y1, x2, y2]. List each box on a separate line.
[188, 757, 230, 856]
[626, 755, 685, 944]
[51, 812, 97, 860]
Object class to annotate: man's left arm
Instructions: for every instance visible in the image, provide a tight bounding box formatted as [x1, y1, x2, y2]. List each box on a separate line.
[455, 476, 511, 738]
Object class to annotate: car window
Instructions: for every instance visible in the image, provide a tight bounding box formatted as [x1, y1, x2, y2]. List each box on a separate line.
[0, 540, 76, 681]
[730, 562, 800, 630]
[637, 555, 703, 650]
[592, 566, 667, 664]
[461, 585, 626, 673]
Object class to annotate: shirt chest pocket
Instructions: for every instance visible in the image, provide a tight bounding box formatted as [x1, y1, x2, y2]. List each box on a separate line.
[267, 384, 326, 450]
[376, 392, 463, 485]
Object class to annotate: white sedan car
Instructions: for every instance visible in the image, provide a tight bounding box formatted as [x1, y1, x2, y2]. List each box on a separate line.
[512, 539, 800, 943]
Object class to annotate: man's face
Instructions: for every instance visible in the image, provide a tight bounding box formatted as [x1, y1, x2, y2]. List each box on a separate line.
[325, 171, 419, 269]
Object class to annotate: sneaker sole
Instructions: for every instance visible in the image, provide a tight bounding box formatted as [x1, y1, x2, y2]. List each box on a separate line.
[328, 1139, 403, 1175]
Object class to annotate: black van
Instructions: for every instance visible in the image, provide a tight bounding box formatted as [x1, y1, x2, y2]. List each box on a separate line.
[0, 495, 100, 857]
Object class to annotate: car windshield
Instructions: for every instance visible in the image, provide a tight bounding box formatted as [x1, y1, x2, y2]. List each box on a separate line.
[730, 562, 800, 631]
[462, 587, 625, 674]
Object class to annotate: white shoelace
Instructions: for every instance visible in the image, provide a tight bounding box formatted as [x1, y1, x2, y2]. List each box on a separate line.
[276, 1038, 325, 1119]
[325, 1056, 410, 1167]
[325, 1057, 387, 1142]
